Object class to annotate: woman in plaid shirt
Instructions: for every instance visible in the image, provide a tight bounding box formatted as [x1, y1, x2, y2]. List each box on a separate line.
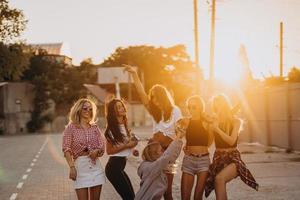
[62, 98, 106, 200]
[205, 94, 259, 200]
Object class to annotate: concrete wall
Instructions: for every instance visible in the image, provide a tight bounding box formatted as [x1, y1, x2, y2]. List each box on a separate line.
[1, 82, 35, 134]
[242, 83, 300, 151]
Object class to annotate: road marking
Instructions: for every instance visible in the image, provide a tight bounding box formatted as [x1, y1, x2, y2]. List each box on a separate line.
[16, 182, 24, 189]
[30, 163, 35, 167]
[35, 155, 39, 158]
[26, 168, 32, 173]
[9, 193, 18, 200]
[33, 158, 37, 162]
[22, 174, 28, 180]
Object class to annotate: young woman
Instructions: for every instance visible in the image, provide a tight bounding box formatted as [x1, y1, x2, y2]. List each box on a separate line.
[135, 119, 187, 200]
[104, 98, 138, 200]
[124, 65, 182, 200]
[62, 98, 106, 200]
[205, 94, 259, 200]
[181, 95, 213, 200]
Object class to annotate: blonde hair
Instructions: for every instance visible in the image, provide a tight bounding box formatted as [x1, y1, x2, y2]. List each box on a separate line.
[142, 142, 161, 162]
[212, 94, 237, 133]
[68, 98, 97, 125]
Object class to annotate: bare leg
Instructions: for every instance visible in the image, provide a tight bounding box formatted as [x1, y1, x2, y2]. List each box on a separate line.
[164, 173, 174, 200]
[214, 163, 238, 200]
[75, 188, 88, 200]
[181, 172, 195, 200]
[193, 171, 208, 200]
[89, 185, 102, 200]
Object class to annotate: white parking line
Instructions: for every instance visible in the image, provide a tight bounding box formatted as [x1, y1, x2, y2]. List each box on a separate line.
[9, 193, 18, 200]
[22, 174, 28, 180]
[30, 163, 35, 167]
[35, 155, 39, 158]
[33, 158, 37, 162]
[26, 168, 32, 173]
[16, 182, 24, 189]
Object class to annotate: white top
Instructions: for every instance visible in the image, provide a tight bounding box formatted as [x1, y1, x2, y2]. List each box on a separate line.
[153, 106, 182, 138]
[110, 124, 133, 157]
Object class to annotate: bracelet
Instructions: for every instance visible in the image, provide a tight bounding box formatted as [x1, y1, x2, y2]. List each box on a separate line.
[70, 165, 75, 168]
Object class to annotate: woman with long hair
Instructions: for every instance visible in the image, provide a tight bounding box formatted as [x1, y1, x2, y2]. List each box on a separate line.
[62, 98, 106, 200]
[205, 94, 259, 200]
[181, 95, 213, 200]
[124, 65, 182, 200]
[104, 98, 138, 200]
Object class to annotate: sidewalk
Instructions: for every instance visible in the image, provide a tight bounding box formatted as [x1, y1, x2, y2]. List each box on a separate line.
[131, 126, 300, 200]
[1, 126, 300, 200]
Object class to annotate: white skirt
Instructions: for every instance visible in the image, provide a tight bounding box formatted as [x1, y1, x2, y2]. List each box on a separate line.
[74, 156, 106, 189]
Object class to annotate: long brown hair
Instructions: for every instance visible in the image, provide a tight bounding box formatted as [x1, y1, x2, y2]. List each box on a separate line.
[148, 84, 174, 123]
[104, 98, 130, 145]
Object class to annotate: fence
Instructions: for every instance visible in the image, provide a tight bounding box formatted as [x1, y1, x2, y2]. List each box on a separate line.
[241, 83, 300, 151]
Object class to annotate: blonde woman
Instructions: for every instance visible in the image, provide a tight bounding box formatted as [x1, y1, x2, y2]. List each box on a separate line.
[62, 98, 106, 200]
[181, 95, 214, 200]
[204, 94, 258, 200]
[135, 119, 188, 200]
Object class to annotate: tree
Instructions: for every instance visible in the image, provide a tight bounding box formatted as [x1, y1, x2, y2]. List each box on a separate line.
[22, 54, 98, 132]
[100, 45, 201, 103]
[0, 42, 32, 81]
[288, 67, 300, 82]
[0, 0, 27, 43]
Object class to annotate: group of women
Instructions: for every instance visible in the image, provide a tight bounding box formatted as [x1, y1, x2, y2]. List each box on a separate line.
[62, 65, 259, 200]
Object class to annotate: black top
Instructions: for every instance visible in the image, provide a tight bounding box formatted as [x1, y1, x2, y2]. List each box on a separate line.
[214, 123, 238, 148]
[186, 119, 209, 146]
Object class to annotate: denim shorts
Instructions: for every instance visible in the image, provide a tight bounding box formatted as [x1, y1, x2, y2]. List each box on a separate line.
[181, 154, 210, 175]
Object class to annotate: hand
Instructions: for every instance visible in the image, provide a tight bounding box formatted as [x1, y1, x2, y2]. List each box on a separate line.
[123, 64, 137, 74]
[183, 146, 189, 155]
[69, 167, 77, 181]
[175, 118, 189, 139]
[126, 140, 138, 148]
[132, 149, 139, 157]
[97, 148, 104, 157]
[88, 149, 99, 161]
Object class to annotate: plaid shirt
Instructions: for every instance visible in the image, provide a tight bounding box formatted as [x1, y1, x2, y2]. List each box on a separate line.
[62, 123, 105, 159]
[205, 149, 259, 197]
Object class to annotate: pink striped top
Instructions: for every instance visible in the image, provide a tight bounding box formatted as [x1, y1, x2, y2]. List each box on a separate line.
[62, 123, 105, 159]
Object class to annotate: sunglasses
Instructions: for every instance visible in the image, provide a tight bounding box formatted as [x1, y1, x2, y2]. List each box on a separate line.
[82, 107, 92, 112]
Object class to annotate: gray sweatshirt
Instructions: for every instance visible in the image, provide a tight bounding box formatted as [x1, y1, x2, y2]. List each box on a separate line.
[135, 139, 183, 200]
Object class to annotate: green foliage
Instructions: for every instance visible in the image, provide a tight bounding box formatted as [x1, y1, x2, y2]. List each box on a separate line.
[22, 55, 97, 132]
[100, 45, 201, 103]
[0, 42, 32, 81]
[0, 0, 27, 43]
[288, 67, 300, 82]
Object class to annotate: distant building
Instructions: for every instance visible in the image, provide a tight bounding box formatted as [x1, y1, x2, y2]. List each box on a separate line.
[30, 42, 72, 66]
[0, 82, 35, 134]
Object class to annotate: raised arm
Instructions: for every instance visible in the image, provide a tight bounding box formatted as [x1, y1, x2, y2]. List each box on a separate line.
[123, 64, 149, 106]
[214, 118, 241, 146]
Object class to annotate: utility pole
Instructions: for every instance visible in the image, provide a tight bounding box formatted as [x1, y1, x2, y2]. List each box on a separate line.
[280, 21, 283, 77]
[194, 0, 199, 67]
[209, 0, 216, 82]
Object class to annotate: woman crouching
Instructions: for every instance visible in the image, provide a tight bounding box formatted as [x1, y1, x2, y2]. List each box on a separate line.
[135, 119, 187, 200]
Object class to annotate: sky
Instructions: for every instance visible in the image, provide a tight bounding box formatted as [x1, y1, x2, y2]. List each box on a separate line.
[10, 0, 300, 80]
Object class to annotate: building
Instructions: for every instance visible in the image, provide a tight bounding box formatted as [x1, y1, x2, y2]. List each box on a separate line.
[30, 42, 72, 66]
[0, 82, 35, 134]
